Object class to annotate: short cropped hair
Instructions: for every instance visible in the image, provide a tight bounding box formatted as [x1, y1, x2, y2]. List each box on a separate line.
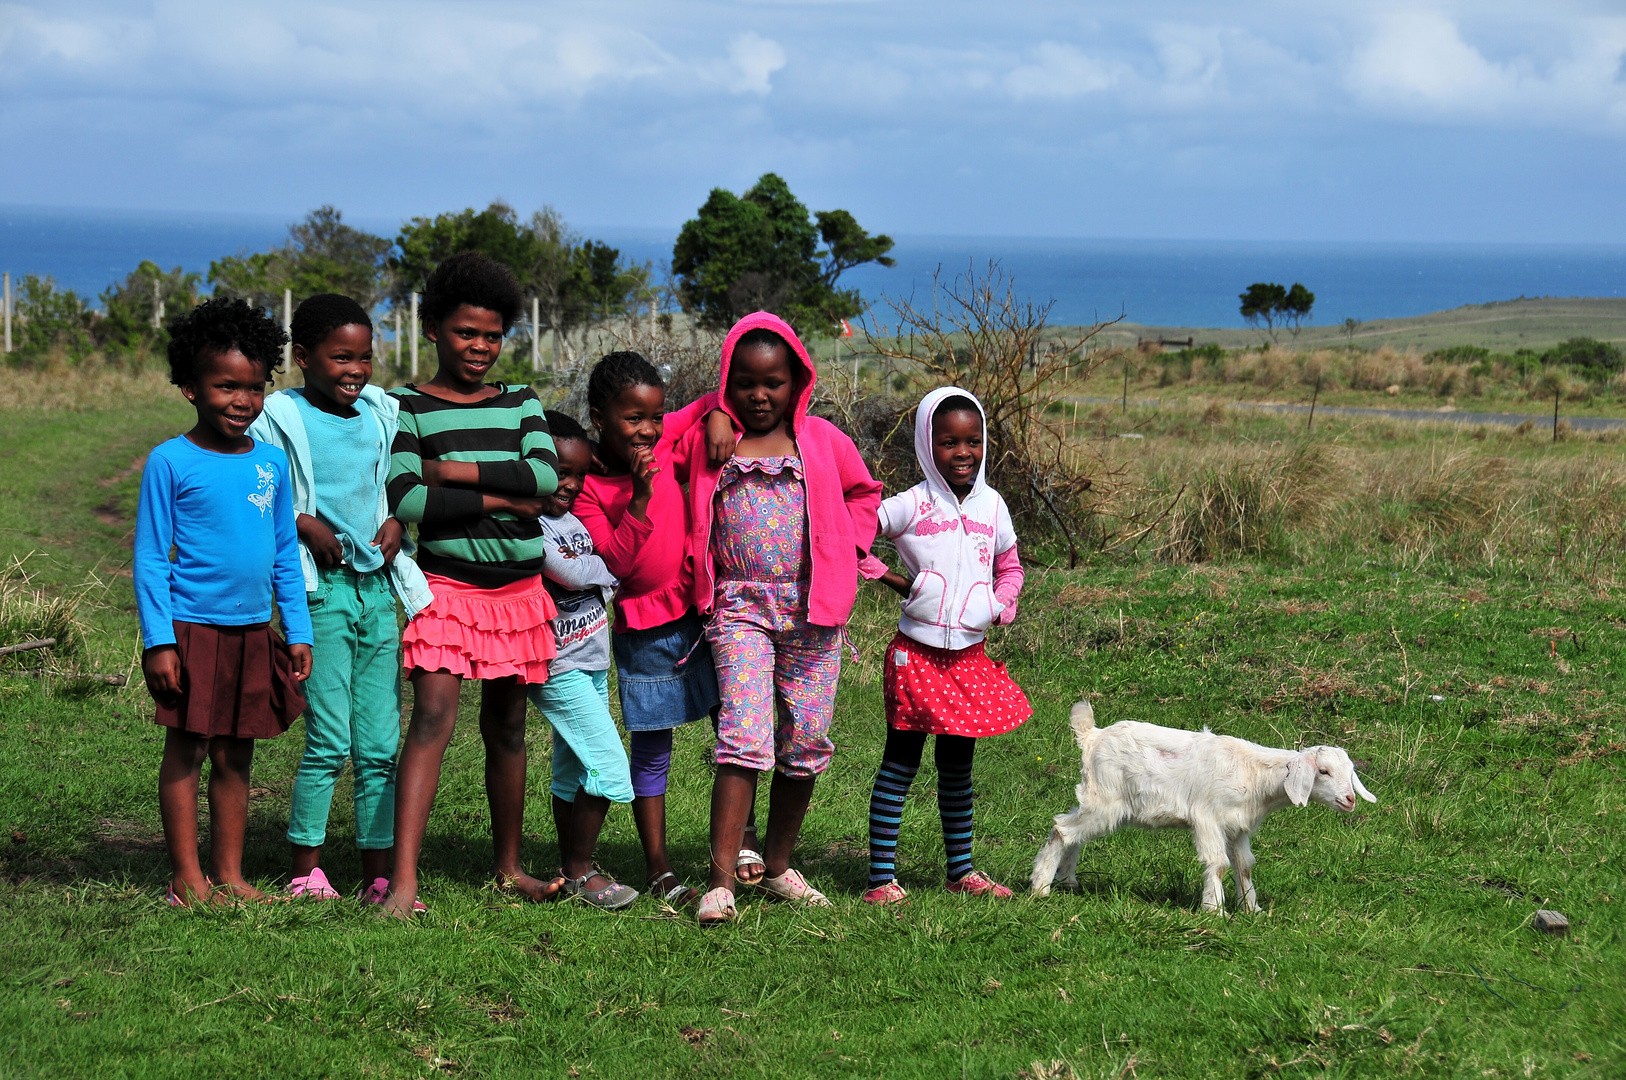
[166, 296, 287, 386]
[734, 326, 792, 357]
[420, 251, 523, 333]
[291, 293, 372, 352]
[544, 410, 588, 444]
[586, 351, 662, 414]
[932, 393, 981, 424]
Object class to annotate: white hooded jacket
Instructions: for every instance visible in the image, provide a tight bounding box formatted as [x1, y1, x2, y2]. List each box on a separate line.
[874, 387, 1021, 651]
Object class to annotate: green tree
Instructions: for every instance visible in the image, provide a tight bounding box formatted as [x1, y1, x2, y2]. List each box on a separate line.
[211, 206, 391, 312]
[95, 262, 200, 356]
[1238, 282, 1287, 341]
[390, 201, 540, 306]
[672, 172, 893, 337]
[1542, 337, 1623, 379]
[1281, 283, 1315, 338]
[9, 275, 95, 363]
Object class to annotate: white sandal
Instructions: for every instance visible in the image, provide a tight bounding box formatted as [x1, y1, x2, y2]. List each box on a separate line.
[696, 886, 737, 925]
[758, 868, 832, 907]
[736, 848, 766, 883]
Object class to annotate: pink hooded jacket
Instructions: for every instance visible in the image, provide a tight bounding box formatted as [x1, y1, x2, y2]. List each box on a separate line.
[672, 312, 883, 628]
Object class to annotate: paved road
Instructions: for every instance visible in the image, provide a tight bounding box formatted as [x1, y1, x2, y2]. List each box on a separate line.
[1076, 397, 1626, 431]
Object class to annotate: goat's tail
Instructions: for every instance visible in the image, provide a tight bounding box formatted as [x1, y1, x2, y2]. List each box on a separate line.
[1069, 698, 1096, 748]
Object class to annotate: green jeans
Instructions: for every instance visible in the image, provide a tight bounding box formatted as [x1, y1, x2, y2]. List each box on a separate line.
[287, 566, 400, 850]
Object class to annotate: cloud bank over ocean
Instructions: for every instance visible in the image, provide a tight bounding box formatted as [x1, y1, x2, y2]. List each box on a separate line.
[1, 2, 1623, 242]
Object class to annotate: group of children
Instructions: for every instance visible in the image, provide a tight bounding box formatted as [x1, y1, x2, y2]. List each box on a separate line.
[133, 252, 1033, 922]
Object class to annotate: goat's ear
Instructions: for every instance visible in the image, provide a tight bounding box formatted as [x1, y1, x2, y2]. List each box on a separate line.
[1284, 752, 1316, 807]
[1352, 772, 1377, 803]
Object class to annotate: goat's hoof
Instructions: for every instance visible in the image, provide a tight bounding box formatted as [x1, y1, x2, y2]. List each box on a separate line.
[1031, 885, 1051, 898]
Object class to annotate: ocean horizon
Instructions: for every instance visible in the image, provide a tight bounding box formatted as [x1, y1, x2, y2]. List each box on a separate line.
[4, 204, 1625, 330]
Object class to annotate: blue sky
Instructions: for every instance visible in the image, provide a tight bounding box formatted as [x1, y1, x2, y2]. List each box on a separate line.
[3, 1, 1625, 243]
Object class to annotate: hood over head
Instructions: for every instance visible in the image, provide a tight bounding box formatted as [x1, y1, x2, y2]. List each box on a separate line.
[717, 312, 817, 434]
[914, 385, 988, 505]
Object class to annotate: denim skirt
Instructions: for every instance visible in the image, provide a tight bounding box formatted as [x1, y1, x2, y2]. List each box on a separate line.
[611, 610, 720, 732]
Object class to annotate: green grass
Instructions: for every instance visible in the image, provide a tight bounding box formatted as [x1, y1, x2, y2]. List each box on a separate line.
[1085, 297, 1626, 354]
[1, 379, 1623, 1079]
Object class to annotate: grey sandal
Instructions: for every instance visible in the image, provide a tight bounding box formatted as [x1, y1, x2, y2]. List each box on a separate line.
[561, 870, 639, 911]
[649, 871, 699, 907]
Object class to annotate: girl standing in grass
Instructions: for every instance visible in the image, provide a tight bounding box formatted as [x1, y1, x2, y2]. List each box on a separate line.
[383, 252, 560, 918]
[573, 352, 722, 907]
[528, 410, 638, 909]
[858, 387, 1031, 905]
[676, 312, 882, 925]
[247, 293, 434, 904]
[134, 297, 313, 906]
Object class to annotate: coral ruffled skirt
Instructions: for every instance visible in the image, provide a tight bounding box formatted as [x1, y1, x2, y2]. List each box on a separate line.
[402, 573, 557, 684]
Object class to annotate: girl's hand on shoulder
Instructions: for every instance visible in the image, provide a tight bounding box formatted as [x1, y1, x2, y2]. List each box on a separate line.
[297, 513, 345, 568]
[705, 409, 737, 466]
[289, 643, 313, 682]
[142, 645, 182, 701]
[372, 517, 405, 563]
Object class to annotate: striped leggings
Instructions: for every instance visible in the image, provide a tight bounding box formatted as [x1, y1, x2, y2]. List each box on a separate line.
[866, 727, 976, 887]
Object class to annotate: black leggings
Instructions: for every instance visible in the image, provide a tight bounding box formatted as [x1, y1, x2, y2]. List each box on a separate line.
[881, 726, 975, 771]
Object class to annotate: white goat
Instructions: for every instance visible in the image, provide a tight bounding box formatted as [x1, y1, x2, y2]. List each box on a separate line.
[1031, 699, 1376, 912]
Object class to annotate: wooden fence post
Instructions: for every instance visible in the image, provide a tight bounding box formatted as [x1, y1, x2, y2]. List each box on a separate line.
[531, 297, 541, 373]
[281, 289, 292, 367]
[2, 272, 10, 353]
[410, 293, 419, 379]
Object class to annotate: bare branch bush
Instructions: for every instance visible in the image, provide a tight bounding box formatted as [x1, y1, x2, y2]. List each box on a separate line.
[852, 262, 1157, 567]
[546, 320, 727, 422]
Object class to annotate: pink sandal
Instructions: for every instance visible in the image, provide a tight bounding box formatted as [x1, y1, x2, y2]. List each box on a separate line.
[357, 876, 427, 913]
[290, 867, 341, 900]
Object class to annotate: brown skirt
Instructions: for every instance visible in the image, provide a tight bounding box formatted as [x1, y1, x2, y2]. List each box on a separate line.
[153, 621, 306, 740]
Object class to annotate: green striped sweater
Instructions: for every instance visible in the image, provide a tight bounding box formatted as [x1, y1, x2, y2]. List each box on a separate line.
[386, 384, 559, 587]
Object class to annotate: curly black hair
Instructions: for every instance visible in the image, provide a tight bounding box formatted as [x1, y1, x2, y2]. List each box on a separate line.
[291, 293, 372, 352]
[586, 351, 662, 414]
[543, 409, 588, 444]
[420, 251, 523, 333]
[166, 296, 288, 386]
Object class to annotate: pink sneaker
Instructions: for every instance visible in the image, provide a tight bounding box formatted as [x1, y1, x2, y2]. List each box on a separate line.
[357, 877, 426, 912]
[289, 867, 341, 900]
[862, 881, 909, 906]
[945, 870, 1012, 898]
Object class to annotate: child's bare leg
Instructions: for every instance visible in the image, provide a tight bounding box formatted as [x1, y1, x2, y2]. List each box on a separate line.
[206, 736, 261, 900]
[762, 771, 816, 880]
[384, 668, 462, 917]
[551, 794, 573, 865]
[291, 844, 322, 878]
[360, 847, 391, 883]
[562, 794, 611, 885]
[631, 795, 673, 883]
[708, 765, 759, 891]
[480, 677, 559, 901]
[158, 728, 211, 904]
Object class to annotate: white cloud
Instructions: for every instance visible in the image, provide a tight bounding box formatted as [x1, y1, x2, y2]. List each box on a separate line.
[726, 31, 787, 95]
[1005, 42, 1122, 99]
[1346, 8, 1626, 127]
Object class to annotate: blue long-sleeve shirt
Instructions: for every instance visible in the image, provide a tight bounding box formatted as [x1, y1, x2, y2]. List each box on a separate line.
[133, 435, 313, 649]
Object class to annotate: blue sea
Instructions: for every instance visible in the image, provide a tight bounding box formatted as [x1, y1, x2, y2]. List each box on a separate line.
[4, 205, 1626, 329]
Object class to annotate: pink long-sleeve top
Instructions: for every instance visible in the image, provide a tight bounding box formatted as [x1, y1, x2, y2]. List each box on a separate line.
[671, 311, 883, 628]
[575, 395, 715, 632]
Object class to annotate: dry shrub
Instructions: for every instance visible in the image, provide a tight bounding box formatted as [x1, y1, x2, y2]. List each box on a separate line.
[0, 556, 100, 674]
[547, 322, 727, 422]
[0, 358, 176, 412]
[862, 262, 1134, 566]
[1161, 443, 1339, 563]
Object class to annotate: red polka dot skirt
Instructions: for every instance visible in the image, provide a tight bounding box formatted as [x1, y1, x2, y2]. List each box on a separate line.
[882, 632, 1032, 737]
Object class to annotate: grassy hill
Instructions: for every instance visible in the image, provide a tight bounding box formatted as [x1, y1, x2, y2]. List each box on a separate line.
[1078, 296, 1626, 354]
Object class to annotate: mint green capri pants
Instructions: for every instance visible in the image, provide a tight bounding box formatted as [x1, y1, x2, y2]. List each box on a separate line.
[287, 567, 400, 850]
[528, 667, 635, 803]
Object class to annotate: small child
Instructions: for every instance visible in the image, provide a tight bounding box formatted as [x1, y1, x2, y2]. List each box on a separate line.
[573, 352, 721, 906]
[858, 387, 1031, 904]
[134, 297, 314, 906]
[247, 293, 434, 904]
[383, 252, 560, 917]
[675, 313, 882, 924]
[527, 411, 638, 909]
